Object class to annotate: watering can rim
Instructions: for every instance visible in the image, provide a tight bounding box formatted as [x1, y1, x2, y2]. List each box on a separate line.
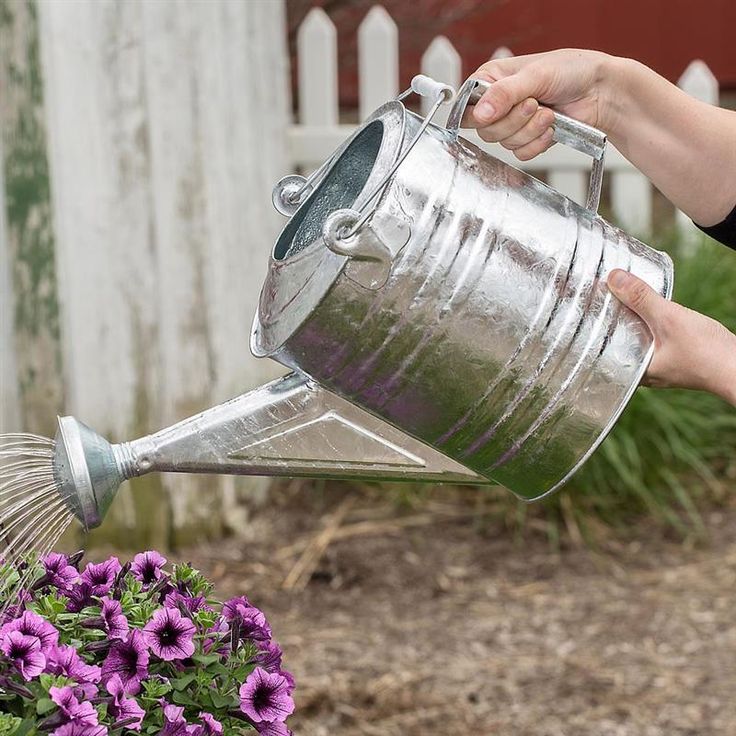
[251, 100, 409, 359]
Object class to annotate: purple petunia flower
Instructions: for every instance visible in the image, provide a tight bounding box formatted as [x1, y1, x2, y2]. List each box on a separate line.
[106, 674, 145, 731]
[239, 667, 295, 724]
[49, 685, 100, 726]
[0, 631, 45, 680]
[185, 712, 223, 736]
[254, 641, 283, 673]
[130, 550, 166, 585]
[81, 558, 122, 597]
[66, 581, 95, 613]
[0, 590, 31, 626]
[252, 643, 295, 694]
[254, 723, 292, 736]
[163, 590, 211, 615]
[222, 596, 252, 619]
[197, 713, 223, 735]
[100, 597, 129, 640]
[143, 607, 196, 661]
[202, 616, 229, 655]
[159, 703, 192, 736]
[223, 598, 271, 642]
[0, 610, 59, 654]
[281, 670, 296, 695]
[45, 644, 101, 693]
[101, 630, 149, 695]
[42, 553, 81, 591]
[52, 724, 107, 736]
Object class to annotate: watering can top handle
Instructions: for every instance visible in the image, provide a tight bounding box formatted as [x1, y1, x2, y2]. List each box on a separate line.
[446, 78, 607, 213]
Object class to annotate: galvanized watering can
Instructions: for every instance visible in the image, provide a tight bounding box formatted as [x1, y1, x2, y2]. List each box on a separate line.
[55, 76, 673, 530]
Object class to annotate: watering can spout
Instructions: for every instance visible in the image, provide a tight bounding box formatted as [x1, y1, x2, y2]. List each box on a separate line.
[54, 373, 486, 529]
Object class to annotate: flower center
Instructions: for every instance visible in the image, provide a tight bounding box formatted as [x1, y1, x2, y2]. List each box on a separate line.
[159, 625, 179, 646]
[10, 642, 29, 658]
[253, 684, 275, 712]
[122, 646, 139, 673]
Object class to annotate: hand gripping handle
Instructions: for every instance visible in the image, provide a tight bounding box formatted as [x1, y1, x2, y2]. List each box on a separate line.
[446, 77, 607, 212]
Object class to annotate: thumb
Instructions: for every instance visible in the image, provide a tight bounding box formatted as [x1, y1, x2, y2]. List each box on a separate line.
[473, 67, 548, 125]
[607, 269, 667, 326]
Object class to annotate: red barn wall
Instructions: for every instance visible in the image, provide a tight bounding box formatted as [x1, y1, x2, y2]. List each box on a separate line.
[286, 0, 736, 109]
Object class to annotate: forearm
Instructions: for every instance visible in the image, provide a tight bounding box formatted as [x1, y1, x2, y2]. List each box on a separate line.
[601, 58, 736, 226]
[703, 325, 736, 407]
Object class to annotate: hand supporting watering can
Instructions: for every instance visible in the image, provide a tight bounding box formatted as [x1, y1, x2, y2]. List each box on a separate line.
[466, 49, 736, 407]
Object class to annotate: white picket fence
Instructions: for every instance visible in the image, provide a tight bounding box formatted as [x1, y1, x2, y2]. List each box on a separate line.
[289, 5, 720, 236]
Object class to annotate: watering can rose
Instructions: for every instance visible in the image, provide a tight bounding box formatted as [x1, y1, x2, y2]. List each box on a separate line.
[0, 551, 295, 735]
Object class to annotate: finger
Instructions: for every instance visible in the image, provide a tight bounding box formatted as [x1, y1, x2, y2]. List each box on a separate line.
[472, 66, 550, 126]
[460, 65, 523, 129]
[475, 98, 538, 141]
[499, 107, 556, 149]
[513, 128, 555, 161]
[606, 270, 668, 326]
[472, 59, 523, 84]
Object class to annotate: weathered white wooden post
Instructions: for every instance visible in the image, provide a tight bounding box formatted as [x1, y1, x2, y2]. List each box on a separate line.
[0, 1, 64, 437]
[35, 0, 291, 547]
[0, 133, 20, 435]
[298, 8, 338, 129]
[359, 6, 398, 122]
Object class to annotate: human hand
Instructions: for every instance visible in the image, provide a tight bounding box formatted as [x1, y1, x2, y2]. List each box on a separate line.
[607, 269, 736, 405]
[466, 49, 618, 160]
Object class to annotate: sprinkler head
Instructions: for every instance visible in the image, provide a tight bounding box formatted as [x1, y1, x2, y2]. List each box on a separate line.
[53, 417, 124, 530]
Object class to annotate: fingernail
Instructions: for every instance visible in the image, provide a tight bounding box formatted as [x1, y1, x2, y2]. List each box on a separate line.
[475, 100, 495, 121]
[521, 98, 537, 116]
[607, 269, 630, 290]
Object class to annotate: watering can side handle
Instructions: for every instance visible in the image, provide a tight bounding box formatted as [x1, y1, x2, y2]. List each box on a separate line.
[447, 78, 607, 213]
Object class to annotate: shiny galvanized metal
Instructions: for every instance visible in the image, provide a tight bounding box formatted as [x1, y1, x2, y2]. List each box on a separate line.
[48, 75, 673, 532]
[255, 77, 673, 500]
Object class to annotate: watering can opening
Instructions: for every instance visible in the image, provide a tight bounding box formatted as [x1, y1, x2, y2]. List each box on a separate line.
[253, 102, 408, 359]
[273, 119, 385, 262]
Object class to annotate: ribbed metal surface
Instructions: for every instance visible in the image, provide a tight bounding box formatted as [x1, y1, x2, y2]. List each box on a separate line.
[262, 106, 673, 500]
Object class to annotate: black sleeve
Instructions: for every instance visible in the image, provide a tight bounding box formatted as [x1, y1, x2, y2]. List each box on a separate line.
[695, 204, 736, 249]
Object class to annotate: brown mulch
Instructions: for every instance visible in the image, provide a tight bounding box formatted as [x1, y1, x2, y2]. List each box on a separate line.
[153, 484, 736, 735]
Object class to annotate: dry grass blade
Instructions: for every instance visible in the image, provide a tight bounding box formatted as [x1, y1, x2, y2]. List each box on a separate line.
[282, 496, 356, 591]
[276, 505, 481, 560]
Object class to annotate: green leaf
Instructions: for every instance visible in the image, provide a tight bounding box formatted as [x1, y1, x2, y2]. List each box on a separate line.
[0, 714, 22, 736]
[10, 719, 34, 736]
[192, 654, 222, 667]
[36, 697, 55, 715]
[171, 673, 197, 691]
[210, 690, 237, 709]
[39, 673, 71, 692]
[193, 610, 218, 629]
[141, 678, 172, 699]
[171, 689, 198, 707]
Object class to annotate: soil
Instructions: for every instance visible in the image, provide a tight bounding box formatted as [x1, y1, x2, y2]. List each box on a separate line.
[166, 483, 736, 736]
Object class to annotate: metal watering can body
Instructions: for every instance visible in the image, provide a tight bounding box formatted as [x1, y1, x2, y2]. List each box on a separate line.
[53, 77, 673, 530]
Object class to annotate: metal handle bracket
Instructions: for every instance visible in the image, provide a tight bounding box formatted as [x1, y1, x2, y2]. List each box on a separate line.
[446, 78, 607, 212]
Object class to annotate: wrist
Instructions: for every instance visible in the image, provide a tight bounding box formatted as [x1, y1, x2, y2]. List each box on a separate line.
[595, 55, 639, 139]
[704, 329, 736, 407]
